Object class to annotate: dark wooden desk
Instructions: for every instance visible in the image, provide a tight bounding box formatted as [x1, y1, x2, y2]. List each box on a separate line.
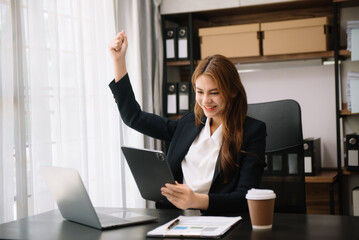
[0, 208, 358, 240]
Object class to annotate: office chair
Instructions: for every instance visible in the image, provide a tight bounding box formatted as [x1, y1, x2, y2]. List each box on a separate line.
[248, 99, 306, 214]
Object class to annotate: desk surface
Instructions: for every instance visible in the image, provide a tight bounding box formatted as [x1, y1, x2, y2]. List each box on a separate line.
[1, 208, 359, 240]
[305, 169, 338, 183]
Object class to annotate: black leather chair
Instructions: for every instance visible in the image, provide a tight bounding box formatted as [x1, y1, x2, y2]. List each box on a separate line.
[248, 99, 306, 214]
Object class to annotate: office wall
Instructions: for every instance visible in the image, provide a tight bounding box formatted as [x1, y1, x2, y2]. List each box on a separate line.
[241, 62, 336, 168]
[160, 0, 297, 15]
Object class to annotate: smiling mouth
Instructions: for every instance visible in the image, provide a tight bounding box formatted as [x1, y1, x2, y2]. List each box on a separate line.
[203, 105, 217, 111]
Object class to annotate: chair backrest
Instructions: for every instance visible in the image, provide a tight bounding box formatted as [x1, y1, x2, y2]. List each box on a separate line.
[248, 99, 306, 214]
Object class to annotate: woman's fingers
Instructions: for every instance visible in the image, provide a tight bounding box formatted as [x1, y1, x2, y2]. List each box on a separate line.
[108, 40, 119, 52]
[116, 31, 122, 39]
[161, 184, 191, 200]
[109, 30, 126, 52]
[165, 184, 185, 194]
[119, 34, 128, 53]
[110, 39, 123, 52]
[161, 184, 194, 210]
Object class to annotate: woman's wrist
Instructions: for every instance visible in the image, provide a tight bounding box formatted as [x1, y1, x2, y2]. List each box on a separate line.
[192, 193, 209, 210]
[114, 61, 127, 82]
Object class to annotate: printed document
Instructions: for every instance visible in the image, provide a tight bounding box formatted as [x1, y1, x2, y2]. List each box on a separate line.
[147, 215, 242, 238]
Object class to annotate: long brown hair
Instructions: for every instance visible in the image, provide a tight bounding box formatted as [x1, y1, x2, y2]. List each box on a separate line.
[192, 55, 248, 183]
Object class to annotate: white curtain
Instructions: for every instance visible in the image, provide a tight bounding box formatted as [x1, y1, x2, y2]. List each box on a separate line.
[114, 0, 163, 208]
[0, 0, 162, 224]
[115, 0, 163, 149]
[0, 0, 18, 224]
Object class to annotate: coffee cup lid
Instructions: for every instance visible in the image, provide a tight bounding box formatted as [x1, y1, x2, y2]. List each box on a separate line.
[246, 188, 276, 200]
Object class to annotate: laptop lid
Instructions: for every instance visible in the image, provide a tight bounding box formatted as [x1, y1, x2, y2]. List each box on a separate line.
[121, 146, 175, 202]
[41, 166, 157, 229]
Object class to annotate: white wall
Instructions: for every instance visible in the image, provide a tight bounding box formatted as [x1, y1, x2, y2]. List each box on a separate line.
[241, 61, 337, 168]
[160, 0, 298, 15]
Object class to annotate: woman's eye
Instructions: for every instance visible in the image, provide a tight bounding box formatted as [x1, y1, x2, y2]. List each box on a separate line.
[211, 92, 219, 95]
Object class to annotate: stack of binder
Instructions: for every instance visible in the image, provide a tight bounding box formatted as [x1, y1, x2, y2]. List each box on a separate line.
[165, 27, 189, 61]
[166, 82, 191, 116]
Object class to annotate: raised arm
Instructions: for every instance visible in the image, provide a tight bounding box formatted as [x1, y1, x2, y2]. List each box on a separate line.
[108, 30, 128, 82]
[108, 31, 179, 142]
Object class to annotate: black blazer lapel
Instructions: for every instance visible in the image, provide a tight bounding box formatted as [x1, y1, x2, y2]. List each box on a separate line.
[171, 123, 203, 180]
[209, 148, 222, 190]
[167, 115, 204, 181]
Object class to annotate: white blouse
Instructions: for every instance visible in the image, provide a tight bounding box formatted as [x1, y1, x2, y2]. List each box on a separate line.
[181, 119, 223, 194]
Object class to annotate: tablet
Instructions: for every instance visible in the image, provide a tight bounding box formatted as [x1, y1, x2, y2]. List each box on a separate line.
[121, 146, 175, 202]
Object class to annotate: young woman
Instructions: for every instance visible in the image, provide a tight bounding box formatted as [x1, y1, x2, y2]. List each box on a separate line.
[108, 31, 266, 215]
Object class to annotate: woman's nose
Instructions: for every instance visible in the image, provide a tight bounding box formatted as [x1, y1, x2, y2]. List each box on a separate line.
[202, 94, 212, 103]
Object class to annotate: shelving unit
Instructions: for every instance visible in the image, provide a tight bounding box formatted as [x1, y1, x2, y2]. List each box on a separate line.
[305, 169, 339, 214]
[333, 0, 359, 215]
[342, 169, 359, 176]
[161, 0, 359, 214]
[162, 0, 339, 116]
[166, 50, 351, 66]
[340, 103, 359, 116]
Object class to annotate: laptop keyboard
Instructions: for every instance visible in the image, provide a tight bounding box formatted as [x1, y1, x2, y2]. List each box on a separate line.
[97, 213, 130, 227]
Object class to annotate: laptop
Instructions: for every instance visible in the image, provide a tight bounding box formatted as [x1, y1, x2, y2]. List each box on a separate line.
[121, 146, 175, 203]
[41, 166, 158, 230]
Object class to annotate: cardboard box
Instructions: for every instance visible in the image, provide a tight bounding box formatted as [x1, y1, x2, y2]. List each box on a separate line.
[198, 23, 260, 59]
[261, 17, 332, 55]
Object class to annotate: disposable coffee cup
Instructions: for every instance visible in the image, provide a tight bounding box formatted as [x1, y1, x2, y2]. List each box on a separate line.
[246, 188, 276, 230]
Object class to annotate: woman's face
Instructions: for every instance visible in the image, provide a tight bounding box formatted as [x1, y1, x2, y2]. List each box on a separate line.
[195, 74, 225, 123]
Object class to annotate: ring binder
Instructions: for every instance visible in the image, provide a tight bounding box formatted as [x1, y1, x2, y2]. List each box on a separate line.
[303, 138, 321, 176]
[346, 133, 359, 171]
[165, 28, 177, 61]
[167, 83, 178, 115]
[178, 82, 190, 114]
[177, 27, 189, 60]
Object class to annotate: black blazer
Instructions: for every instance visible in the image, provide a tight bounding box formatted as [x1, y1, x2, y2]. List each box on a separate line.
[109, 74, 267, 215]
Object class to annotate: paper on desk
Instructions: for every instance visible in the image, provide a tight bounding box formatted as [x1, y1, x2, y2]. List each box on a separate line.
[346, 21, 359, 52]
[147, 215, 242, 238]
[350, 77, 359, 113]
[352, 29, 359, 61]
